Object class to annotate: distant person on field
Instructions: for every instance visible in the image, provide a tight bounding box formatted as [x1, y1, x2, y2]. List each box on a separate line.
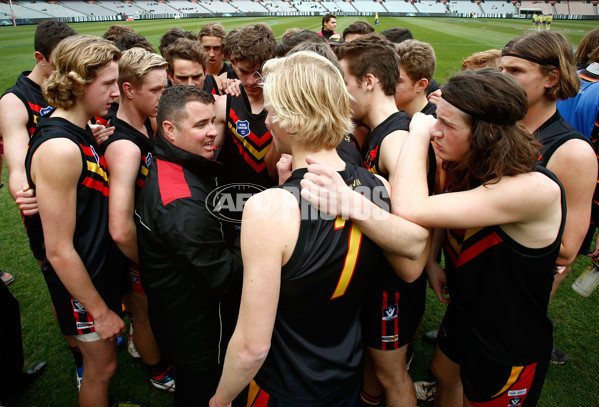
[318, 13, 339, 42]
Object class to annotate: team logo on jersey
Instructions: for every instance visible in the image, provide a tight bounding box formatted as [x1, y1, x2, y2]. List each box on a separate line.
[236, 120, 250, 138]
[146, 152, 153, 168]
[381, 334, 399, 343]
[90, 145, 101, 166]
[71, 298, 86, 314]
[40, 106, 53, 116]
[382, 304, 398, 321]
[508, 397, 522, 406]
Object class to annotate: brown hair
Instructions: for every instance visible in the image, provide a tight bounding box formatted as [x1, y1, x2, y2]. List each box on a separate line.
[440, 69, 540, 192]
[198, 23, 226, 41]
[164, 38, 207, 74]
[502, 31, 579, 101]
[222, 28, 241, 61]
[274, 29, 326, 58]
[575, 28, 599, 68]
[34, 20, 77, 61]
[43, 35, 121, 109]
[114, 32, 156, 53]
[342, 21, 374, 40]
[102, 24, 135, 42]
[335, 33, 400, 96]
[159, 27, 198, 55]
[396, 39, 436, 86]
[461, 49, 502, 71]
[229, 24, 275, 66]
[322, 13, 336, 27]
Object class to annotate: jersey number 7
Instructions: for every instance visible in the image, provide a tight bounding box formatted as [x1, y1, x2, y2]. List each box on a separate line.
[331, 217, 363, 300]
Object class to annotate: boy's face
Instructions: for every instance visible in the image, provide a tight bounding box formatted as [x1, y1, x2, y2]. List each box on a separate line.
[394, 67, 420, 111]
[233, 59, 264, 98]
[340, 58, 368, 122]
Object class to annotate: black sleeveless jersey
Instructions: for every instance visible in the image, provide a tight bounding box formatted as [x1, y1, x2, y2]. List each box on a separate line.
[25, 117, 126, 290]
[202, 74, 220, 95]
[219, 61, 237, 79]
[256, 164, 390, 404]
[442, 166, 565, 365]
[100, 115, 154, 198]
[220, 86, 275, 188]
[336, 133, 364, 168]
[362, 111, 411, 177]
[2, 71, 53, 137]
[536, 110, 591, 166]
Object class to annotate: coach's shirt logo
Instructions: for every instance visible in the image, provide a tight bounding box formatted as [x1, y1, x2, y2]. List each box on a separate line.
[236, 120, 250, 138]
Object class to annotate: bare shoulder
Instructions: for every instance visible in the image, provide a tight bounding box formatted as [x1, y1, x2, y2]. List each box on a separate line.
[0, 92, 28, 124]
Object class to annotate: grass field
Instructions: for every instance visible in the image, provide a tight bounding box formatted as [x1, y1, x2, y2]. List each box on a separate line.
[0, 16, 598, 407]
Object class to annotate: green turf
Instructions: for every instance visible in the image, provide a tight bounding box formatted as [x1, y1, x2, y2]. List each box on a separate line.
[0, 16, 598, 407]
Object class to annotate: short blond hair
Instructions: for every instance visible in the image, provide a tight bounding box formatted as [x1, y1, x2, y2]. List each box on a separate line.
[43, 35, 121, 109]
[262, 51, 353, 150]
[118, 47, 167, 92]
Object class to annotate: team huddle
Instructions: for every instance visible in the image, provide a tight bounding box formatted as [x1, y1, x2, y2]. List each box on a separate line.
[1, 14, 598, 407]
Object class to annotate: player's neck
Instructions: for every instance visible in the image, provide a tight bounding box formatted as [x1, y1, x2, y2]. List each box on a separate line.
[521, 99, 556, 134]
[117, 101, 150, 137]
[206, 63, 223, 76]
[402, 94, 429, 118]
[51, 106, 91, 130]
[247, 93, 265, 114]
[27, 65, 46, 86]
[366, 95, 398, 130]
[292, 146, 345, 172]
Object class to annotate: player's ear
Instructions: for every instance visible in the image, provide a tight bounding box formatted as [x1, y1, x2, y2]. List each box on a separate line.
[363, 73, 376, 91]
[34, 51, 45, 64]
[122, 82, 134, 100]
[415, 78, 429, 93]
[545, 69, 560, 89]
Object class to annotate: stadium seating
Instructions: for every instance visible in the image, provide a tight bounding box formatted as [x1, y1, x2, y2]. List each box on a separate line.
[329, 0, 358, 13]
[384, 0, 419, 13]
[21, 1, 86, 17]
[414, 0, 449, 13]
[233, 0, 270, 13]
[480, 1, 517, 14]
[262, 0, 298, 13]
[518, 1, 555, 14]
[557, 1, 597, 15]
[446, 1, 483, 15]
[60, 1, 120, 16]
[292, 1, 328, 13]
[133, 1, 180, 14]
[351, 0, 387, 13]
[198, 1, 238, 13]
[168, 1, 212, 13]
[0, 1, 52, 18]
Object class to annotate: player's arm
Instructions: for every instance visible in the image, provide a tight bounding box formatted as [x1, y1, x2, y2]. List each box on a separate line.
[211, 190, 298, 407]
[587, 116, 599, 259]
[392, 113, 560, 231]
[105, 140, 141, 263]
[214, 94, 227, 159]
[300, 157, 428, 261]
[0, 93, 38, 214]
[546, 139, 597, 265]
[32, 138, 124, 340]
[377, 129, 408, 180]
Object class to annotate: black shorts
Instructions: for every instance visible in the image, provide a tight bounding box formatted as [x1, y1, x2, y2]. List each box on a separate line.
[246, 380, 359, 407]
[23, 214, 45, 261]
[42, 264, 124, 336]
[438, 319, 550, 407]
[362, 268, 426, 350]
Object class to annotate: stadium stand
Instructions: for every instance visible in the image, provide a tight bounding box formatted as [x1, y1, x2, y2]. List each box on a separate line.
[97, 1, 146, 15]
[60, 1, 120, 16]
[233, 0, 269, 13]
[518, 1, 555, 14]
[292, 1, 328, 13]
[556, 1, 597, 15]
[262, 0, 298, 13]
[352, 0, 387, 13]
[384, 0, 419, 13]
[0, 2, 51, 18]
[133, 1, 180, 14]
[168, 1, 211, 13]
[326, 0, 357, 13]
[20, 1, 86, 17]
[414, 0, 449, 13]
[480, 1, 518, 14]
[447, 1, 483, 15]
[199, 0, 238, 13]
